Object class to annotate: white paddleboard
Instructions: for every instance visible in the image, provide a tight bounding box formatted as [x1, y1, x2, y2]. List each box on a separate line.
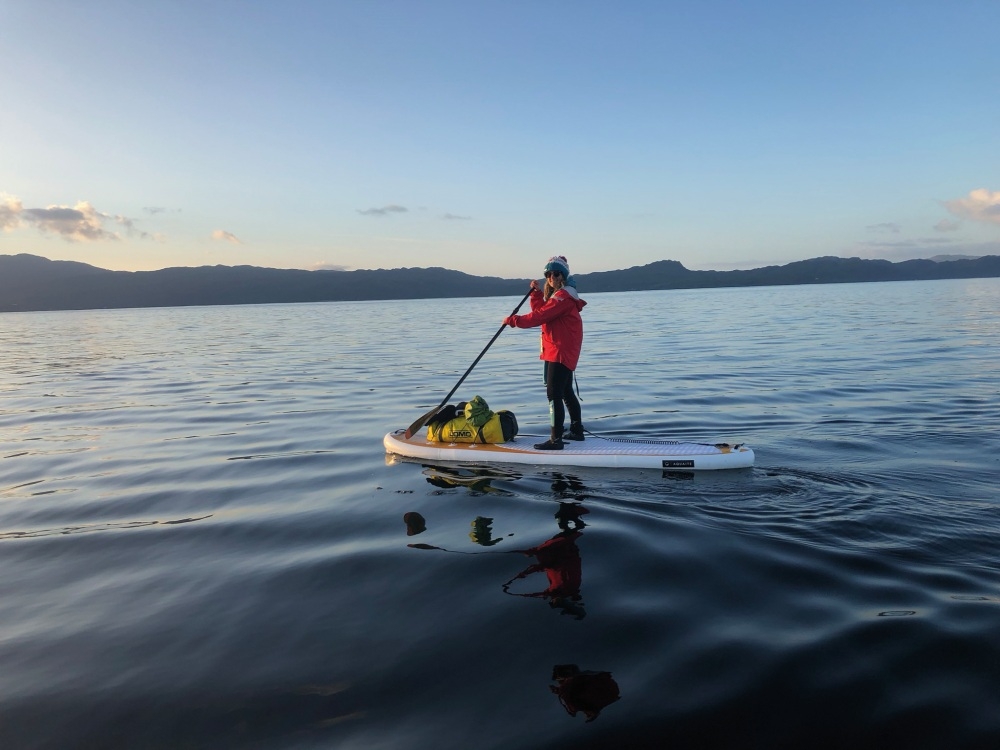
[384, 429, 754, 470]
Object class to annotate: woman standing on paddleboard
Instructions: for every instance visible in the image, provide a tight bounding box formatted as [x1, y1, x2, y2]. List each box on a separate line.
[503, 256, 587, 450]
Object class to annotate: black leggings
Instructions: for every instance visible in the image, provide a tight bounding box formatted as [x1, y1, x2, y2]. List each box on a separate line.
[544, 361, 581, 431]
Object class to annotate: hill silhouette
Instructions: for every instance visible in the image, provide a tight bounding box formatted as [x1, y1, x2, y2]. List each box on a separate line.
[2, 253, 999, 313]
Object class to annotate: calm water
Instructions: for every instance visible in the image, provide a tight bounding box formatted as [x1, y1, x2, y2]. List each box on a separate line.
[2, 279, 999, 749]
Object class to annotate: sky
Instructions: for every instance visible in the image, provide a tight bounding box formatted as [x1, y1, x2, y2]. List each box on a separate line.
[2, 0, 999, 278]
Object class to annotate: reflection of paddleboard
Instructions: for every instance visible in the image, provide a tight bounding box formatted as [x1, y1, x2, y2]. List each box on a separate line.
[384, 429, 754, 471]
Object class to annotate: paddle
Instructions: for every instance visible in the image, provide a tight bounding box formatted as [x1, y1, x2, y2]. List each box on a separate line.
[407, 542, 524, 555]
[403, 287, 533, 439]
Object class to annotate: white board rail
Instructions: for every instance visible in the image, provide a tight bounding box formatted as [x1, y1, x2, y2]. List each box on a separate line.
[384, 430, 754, 471]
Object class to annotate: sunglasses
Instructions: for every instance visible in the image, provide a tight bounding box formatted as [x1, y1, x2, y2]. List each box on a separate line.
[544, 270, 562, 278]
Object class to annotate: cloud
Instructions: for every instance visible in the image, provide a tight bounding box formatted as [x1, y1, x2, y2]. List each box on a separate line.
[934, 218, 961, 232]
[117, 215, 160, 241]
[852, 237, 1000, 262]
[143, 206, 167, 214]
[0, 193, 23, 230]
[1, 193, 161, 242]
[866, 222, 901, 234]
[24, 201, 118, 241]
[357, 205, 408, 217]
[944, 188, 1000, 226]
[310, 262, 350, 271]
[857, 237, 953, 252]
[442, 213, 471, 221]
[211, 229, 242, 244]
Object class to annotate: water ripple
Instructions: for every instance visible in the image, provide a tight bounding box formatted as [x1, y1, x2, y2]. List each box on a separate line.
[2, 282, 1000, 748]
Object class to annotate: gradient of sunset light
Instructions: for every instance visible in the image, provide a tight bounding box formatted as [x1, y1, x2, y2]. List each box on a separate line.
[2, 1, 998, 278]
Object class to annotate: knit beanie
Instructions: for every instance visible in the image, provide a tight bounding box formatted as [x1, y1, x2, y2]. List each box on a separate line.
[544, 255, 570, 278]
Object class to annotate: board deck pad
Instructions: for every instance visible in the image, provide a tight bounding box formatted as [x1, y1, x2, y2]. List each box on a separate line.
[384, 429, 754, 470]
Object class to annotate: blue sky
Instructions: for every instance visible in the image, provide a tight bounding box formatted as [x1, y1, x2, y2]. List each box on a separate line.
[2, 0, 998, 278]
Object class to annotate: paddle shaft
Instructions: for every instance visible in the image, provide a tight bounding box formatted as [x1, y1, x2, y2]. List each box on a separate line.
[404, 288, 533, 438]
[408, 543, 523, 555]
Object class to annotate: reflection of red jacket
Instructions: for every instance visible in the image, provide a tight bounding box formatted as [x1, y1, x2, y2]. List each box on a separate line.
[510, 288, 587, 370]
[527, 531, 582, 598]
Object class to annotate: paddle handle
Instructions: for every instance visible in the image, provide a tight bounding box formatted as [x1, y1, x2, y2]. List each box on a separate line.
[404, 288, 533, 438]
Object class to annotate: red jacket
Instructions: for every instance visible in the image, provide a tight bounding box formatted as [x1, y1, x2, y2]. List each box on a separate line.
[510, 287, 586, 371]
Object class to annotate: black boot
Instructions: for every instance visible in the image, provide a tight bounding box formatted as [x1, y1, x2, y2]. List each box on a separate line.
[534, 427, 564, 451]
[564, 422, 585, 441]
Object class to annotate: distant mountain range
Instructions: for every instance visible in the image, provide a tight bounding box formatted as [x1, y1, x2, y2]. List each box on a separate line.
[2, 252, 999, 313]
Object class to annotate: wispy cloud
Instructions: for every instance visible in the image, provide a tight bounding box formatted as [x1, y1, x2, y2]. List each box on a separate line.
[211, 229, 242, 244]
[944, 188, 1000, 226]
[866, 222, 901, 234]
[858, 237, 953, 251]
[851, 237, 1000, 262]
[357, 205, 408, 217]
[442, 213, 471, 221]
[114, 214, 157, 240]
[934, 218, 961, 232]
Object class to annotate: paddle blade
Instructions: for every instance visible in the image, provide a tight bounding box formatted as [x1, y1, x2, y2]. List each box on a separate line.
[404, 405, 438, 439]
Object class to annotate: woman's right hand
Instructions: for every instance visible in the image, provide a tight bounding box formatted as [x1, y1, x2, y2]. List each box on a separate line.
[530, 279, 541, 292]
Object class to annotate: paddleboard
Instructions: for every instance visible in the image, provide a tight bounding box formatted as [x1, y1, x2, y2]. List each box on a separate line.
[384, 429, 754, 470]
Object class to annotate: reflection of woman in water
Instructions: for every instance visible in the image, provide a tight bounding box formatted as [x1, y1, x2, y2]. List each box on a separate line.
[502, 503, 588, 619]
[550, 664, 620, 722]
